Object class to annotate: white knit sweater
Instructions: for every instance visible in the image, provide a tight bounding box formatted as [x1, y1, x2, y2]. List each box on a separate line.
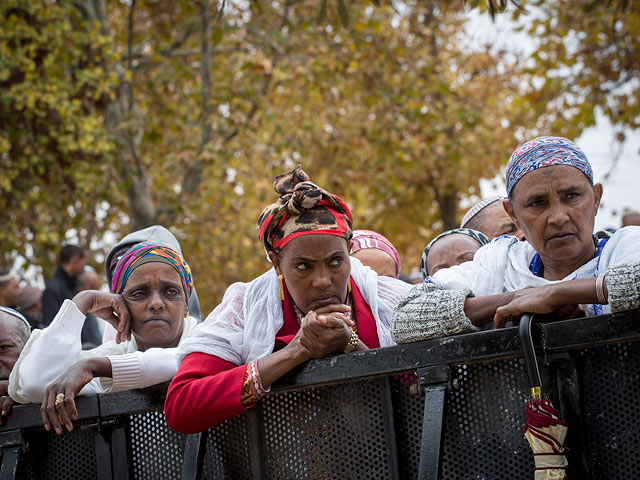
[9, 299, 197, 404]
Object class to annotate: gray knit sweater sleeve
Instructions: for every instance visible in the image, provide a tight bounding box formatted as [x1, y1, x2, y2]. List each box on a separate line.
[391, 282, 473, 344]
[606, 262, 640, 313]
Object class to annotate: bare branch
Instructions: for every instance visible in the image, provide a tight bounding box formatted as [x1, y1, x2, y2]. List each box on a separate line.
[167, 0, 213, 222]
[128, 24, 197, 72]
[127, 0, 135, 112]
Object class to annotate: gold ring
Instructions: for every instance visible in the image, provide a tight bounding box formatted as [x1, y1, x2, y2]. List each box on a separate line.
[54, 393, 65, 406]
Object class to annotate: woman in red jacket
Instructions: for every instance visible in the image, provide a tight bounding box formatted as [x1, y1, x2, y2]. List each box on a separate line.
[165, 167, 410, 433]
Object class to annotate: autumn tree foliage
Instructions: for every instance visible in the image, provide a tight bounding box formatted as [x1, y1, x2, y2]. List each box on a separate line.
[1, 0, 636, 310]
[517, 0, 640, 136]
[0, 1, 121, 269]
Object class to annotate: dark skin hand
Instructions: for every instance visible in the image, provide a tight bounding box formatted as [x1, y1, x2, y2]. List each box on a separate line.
[464, 278, 600, 329]
[72, 290, 132, 344]
[38, 291, 132, 434]
[303, 303, 369, 356]
[465, 293, 516, 328]
[257, 303, 364, 388]
[493, 278, 604, 328]
[41, 357, 112, 435]
[0, 380, 14, 426]
[297, 305, 354, 359]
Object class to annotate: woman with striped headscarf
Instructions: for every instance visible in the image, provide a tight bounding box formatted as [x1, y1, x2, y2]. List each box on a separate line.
[392, 136, 640, 343]
[165, 167, 411, 433]
[9, 241, 198, 435]
[350, 230, 402, 278]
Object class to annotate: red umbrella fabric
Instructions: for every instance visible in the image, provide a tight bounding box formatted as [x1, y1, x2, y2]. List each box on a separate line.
[519, 314, 569, 479]
[522, 398, 568, 479]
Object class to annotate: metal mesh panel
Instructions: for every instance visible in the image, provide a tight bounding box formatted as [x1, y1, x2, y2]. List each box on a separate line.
[390, 371, 423, 479]
[16, 427, 98, 480]
[128, 409, 187, 479]
[441, 360, 535, 480]
[8, 332, 639, 480]
[202, 411, 253, 480]
[260, 378, 391, 479]
[579, 341, 640, 478]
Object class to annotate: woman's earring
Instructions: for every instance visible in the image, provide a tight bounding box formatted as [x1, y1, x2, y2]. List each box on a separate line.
[347, 278, 352, 293]
[278, 274, 285, 301]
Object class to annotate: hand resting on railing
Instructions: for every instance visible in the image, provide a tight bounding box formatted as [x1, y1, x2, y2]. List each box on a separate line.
[8, 241, 198, 434]
[393, 136, 640, 344]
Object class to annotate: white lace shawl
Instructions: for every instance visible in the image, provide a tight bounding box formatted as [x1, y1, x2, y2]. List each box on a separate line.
[177, 257, 411, 365]
[429, 226, 640, 316]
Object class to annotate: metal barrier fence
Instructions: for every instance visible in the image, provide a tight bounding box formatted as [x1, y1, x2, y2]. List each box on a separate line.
[1, 310, 639, 479]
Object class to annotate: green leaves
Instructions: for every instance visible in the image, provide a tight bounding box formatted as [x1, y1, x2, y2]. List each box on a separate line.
[2, 0, 636, 306]
[0, 0, 118, 274]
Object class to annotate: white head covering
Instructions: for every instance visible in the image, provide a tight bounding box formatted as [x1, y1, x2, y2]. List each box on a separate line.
[0, 306, 32, 330]
[460, 196, 504, 228]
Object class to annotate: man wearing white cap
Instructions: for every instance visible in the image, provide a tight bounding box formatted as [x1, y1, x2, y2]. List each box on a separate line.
[460, 196, 524, 240]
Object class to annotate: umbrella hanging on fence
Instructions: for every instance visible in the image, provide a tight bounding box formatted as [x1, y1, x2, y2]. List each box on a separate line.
[519, 313, 569, 480]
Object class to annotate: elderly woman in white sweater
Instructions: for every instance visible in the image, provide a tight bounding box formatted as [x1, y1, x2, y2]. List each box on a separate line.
[392, 136, 640, 343]
[9, 241, 197, 434]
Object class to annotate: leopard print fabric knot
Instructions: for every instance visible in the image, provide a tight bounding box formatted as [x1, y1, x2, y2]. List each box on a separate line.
[258, 166, 353, 253]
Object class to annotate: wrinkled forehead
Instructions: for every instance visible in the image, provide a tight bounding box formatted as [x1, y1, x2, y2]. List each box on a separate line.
[510, 164, 594, 201]
[0, 311, 23, 334]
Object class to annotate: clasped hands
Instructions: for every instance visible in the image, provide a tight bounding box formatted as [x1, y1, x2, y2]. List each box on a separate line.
[292, 304, 354, 360]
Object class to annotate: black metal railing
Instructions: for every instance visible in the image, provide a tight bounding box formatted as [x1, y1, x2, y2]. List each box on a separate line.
[1, 309, 639, 479]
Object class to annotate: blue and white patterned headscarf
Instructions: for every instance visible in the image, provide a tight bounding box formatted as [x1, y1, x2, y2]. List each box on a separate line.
[505, 136, 593, 197]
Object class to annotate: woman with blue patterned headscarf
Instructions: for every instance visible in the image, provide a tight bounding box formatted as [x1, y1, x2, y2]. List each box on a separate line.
[9, 241, 198, 435]
[392, 136, 640, 344]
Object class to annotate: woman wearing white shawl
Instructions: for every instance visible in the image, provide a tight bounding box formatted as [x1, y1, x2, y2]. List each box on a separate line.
[392, 136, 640, 343]
[165, 167, 410, 433]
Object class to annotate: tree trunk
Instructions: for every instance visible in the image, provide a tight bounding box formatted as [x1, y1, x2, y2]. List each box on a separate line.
[435, 190, 458, 231]
[80, 0, 157, 230]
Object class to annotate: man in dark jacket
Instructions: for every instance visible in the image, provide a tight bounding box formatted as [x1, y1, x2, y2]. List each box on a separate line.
[41, 245, 87, 326]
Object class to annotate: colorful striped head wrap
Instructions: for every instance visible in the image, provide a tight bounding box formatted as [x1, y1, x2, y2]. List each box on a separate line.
[506, 136, 593, 198]
[258, 166, 353, 253]
[350, 230, 401, 278]
[420, 228, 490, 279]
[111, 241, 193, 303]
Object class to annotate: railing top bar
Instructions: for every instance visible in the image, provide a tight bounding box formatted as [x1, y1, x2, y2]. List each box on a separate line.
[273, 323, 524, 391]
[98, 382, 169, 417]
[1, 310, 638, 432]
[1, 394, 100, 432]
[542, 309, 640, 350]
[273, 310, 640, 391]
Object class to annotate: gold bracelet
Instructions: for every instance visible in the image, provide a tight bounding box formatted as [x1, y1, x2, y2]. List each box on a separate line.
[343, 329, 359, 353]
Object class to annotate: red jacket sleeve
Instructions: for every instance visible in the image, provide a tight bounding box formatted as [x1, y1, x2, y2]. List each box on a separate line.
[164, 352, 253, 434]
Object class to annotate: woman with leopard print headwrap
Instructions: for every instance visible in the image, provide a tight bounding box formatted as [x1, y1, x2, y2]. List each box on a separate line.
[165, 166, 411, 433]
